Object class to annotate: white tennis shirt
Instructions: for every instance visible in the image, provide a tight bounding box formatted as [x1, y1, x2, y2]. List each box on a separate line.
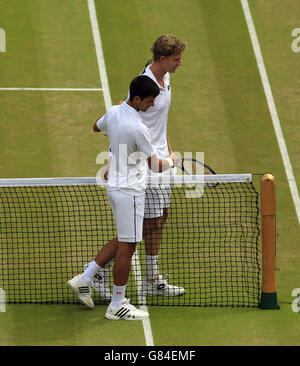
[140, 65, 171, 160]
[96, 102, 155, 195]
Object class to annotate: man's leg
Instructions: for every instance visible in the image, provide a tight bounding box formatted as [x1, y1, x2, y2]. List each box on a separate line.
[81, 237, 118, 299]
[105, 241, 149, 320]
[142, 207, 185, 297]
[110, 241, 136, 307]
[143, 208, 168, 280]
[94, 237, 118, 267]
[113, 241, 136, 286]
[144, 208, 168, 255]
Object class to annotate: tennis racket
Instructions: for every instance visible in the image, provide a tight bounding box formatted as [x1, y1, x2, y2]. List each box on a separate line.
[177, 158, 218, 188]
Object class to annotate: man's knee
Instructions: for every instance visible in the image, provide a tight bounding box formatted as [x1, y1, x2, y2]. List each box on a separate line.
[143, 217, 162, 236]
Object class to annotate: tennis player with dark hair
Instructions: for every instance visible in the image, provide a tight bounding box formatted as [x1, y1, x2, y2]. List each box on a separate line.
[84, 34, 186, 300]
[67, 75, 176, 320]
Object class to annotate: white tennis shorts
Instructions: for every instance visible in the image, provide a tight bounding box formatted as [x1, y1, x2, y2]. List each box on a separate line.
[106, 189, 145, 243]
[144, 166, 176, 219]
[144, 184, 172, 219]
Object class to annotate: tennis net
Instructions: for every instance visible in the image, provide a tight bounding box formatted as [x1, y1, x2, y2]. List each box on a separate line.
[0, 174, 261, 307]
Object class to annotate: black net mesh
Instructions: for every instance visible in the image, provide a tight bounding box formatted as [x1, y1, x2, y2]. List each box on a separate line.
[0, 176, 261, 307]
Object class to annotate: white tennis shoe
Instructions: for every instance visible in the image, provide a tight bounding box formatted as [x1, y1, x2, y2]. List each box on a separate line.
[105, 299, 149, 320]
[141, 275, 185, 297]
[83, 263, 112, 300]
[67, 274, 94, 309]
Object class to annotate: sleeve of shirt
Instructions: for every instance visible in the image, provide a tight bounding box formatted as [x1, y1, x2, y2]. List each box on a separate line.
[136, 123, 155, 158]
[96, 113, 108, 135]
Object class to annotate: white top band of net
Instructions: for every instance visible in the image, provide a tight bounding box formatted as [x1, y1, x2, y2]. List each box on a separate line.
[0, 174, 252, 187]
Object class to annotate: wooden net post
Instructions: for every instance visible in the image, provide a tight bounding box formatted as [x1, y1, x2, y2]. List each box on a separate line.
[260, 174, 279, 309]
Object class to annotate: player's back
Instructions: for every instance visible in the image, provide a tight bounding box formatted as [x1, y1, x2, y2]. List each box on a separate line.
[105, 102, 140, 158]
[104, 102, 152, 195]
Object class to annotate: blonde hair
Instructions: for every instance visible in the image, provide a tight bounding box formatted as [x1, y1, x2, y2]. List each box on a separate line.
[151, 34, 186, 62]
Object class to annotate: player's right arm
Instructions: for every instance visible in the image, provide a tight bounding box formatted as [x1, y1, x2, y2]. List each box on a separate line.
[93, 114, 104, 132]
[93, 112, 109, 181]
[147, 154, 176, 173]
[93, 122, 101, 132]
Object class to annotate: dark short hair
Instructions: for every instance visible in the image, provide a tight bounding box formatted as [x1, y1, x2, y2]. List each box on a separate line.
[129, 75, 160, 101]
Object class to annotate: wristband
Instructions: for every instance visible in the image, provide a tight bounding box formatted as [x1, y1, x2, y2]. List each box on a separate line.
[165, 157, 174, 168]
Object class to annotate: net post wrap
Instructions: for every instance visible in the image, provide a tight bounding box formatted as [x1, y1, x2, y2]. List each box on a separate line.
[260, 174, 279, 310]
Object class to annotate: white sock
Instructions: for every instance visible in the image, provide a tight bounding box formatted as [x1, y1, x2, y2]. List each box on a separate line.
[146, 255, 159, 281]
[81, 260, 100, 285]
[111, 284, 126, 308]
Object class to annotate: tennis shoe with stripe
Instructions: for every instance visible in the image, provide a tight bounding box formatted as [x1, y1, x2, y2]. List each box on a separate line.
[83, 264, 112, 300]
[105, 299, 149, 321]
[67, 274, 94, 309]
[141, 275, 185, 297]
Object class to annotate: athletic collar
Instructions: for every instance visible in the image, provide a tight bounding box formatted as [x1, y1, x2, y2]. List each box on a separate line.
[145, 65, 169, 90]
[121, 101, 141, 118]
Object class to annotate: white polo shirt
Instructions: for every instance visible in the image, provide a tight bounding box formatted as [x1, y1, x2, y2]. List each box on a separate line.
[140, 64, 171, 160]
[96, 102, 155, 195]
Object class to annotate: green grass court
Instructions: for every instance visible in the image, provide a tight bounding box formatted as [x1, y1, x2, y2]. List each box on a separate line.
[0, 0, 300, 347]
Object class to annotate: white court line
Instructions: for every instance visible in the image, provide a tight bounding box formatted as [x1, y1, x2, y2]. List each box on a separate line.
[87, 0, 154, 346]
[0, 88, 102, 91]
[241, 0, 300, 225]
[132, 252, 155, 347]
[87, 0, 112, 109]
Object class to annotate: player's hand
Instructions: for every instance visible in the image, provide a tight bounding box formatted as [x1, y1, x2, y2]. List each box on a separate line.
[100, 163, 110, 183]
[169, 152, 179, 167]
